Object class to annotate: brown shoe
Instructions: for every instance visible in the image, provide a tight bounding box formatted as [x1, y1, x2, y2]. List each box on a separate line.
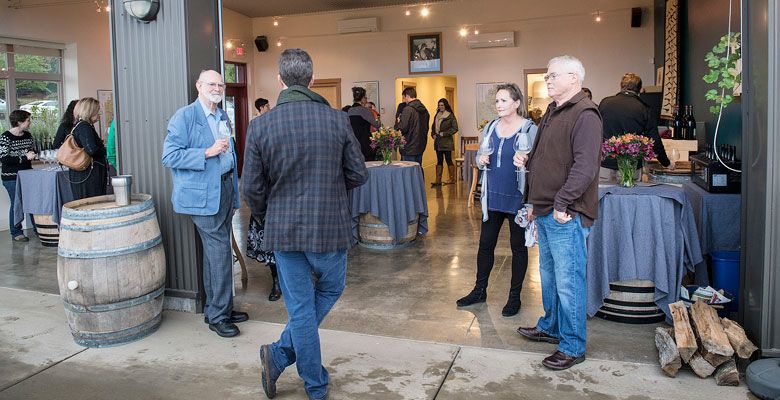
[516, 327, 560, 344]
[542, 350, 585, 370]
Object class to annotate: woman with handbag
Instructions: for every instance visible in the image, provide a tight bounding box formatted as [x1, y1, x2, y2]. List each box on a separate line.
[67, 97, 107, 200]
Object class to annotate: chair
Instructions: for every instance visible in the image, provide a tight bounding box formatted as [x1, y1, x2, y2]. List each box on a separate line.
[455, 141, 480, 183]
[231, 235, 248, 284]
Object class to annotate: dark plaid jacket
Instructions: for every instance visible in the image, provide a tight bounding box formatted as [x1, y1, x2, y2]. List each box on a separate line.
[241, 100, 368, 252]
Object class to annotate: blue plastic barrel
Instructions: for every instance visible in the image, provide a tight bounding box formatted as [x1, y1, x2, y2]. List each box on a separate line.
[711, 250, 740, 310]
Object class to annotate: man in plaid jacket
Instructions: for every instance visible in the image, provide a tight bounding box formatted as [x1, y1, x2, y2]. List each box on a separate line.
[242, 48, 368, 400]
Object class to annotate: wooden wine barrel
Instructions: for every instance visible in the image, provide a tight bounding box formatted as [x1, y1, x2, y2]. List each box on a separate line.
[57, 194, 166, 347]
[358, 213, 418, 250]
[32, 214, 59, 247]
[595, 279, 665, 324]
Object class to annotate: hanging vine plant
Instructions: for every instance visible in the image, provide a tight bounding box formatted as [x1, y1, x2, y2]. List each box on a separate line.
[702, 32, 741, 115]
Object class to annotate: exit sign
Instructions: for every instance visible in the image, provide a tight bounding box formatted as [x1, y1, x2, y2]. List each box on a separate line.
[235, 47, 244, 56]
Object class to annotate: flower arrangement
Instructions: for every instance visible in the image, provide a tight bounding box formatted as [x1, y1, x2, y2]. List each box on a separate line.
[601, 133, 657, 187]
[370, 126, 406, 165]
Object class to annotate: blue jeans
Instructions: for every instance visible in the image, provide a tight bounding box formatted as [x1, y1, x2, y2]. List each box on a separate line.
[2, 180, 23, 237]
[269, 250, 347, 399]
[535, 213, 591, 357]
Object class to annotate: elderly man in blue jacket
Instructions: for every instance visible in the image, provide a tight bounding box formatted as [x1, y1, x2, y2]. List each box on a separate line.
[162, 69, 248, 338]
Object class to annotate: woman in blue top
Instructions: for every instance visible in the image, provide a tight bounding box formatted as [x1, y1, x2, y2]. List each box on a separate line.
[456, 83, 538, 317]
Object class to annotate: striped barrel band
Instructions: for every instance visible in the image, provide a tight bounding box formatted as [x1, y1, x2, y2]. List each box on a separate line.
[62, 197, 154, 220]
[60, 210, 157, 232]
[62, 286, 165, 313]
[58, 235, 162, 259]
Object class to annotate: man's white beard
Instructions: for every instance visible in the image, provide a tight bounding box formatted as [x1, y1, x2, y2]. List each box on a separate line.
[207, 94, 222, 103]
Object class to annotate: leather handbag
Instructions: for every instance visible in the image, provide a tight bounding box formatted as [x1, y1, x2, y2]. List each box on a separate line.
[57, 121, 92, 171]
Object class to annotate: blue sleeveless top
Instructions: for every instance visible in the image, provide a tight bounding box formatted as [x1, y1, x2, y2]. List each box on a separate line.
[484, 119, 537, 214]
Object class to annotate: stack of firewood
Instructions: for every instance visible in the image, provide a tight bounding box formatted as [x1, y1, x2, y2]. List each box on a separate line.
[654, 300, 758, 386]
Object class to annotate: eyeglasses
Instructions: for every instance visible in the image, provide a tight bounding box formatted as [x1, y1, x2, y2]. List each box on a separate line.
[543, 72, 575, 81]
[200, 81, 226, 89]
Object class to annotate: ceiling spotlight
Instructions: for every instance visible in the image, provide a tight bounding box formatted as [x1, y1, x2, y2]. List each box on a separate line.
[273, 18, 279, 26]
[225, 41, 233, 49]
[105, 5, 110, 11]
[594, 11, 602, 22]
[473, 28, 479, 35]
[405, 9, 411, 16]
[420, 6, 429, 17]
[276, 40, 282, 47]
[459, 28, 468, 37]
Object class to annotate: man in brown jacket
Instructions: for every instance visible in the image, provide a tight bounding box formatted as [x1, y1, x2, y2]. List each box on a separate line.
[515, 55, 602, 370]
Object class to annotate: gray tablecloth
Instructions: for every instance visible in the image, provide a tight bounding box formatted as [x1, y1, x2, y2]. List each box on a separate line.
[461, 149, 477, 183]
[682, 181, 741, 254]
[14, 167, 74, 225]
[587, 184, 705, 322]
[350, 161, 428, 244]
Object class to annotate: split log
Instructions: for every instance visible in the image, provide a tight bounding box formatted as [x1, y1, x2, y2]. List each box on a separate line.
[668, 301, 697, 363]
[655, 327, 682, 377]
[690, 301, 734, 367]
[689, 351, 716, 378]
[721, 318, 758, 359]
[714, 359, 739, 386]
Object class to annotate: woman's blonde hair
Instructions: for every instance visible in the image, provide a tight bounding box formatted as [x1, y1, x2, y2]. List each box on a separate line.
[74, 97, 100, 122]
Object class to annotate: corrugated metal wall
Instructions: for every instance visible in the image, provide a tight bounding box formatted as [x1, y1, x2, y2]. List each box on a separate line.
[110, 0, 221, 307]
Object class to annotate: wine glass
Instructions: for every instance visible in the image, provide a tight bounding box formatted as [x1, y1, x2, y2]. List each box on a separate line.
[46, 150, 56, 170]
[669, 149, 680, 170]
[478, 136, 494, 171]
[514, 132, 532, 173]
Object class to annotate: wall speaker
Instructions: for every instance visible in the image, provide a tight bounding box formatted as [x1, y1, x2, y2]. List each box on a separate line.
[631, 7, 642, 28]
[254, 36, 269, 52]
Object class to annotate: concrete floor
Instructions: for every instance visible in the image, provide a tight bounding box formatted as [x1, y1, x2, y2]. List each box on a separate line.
[0, 182, 755, 399]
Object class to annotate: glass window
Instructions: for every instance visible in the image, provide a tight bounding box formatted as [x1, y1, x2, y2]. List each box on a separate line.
[225, 95, 236, 132]
[16, 80, 60, 146]
[13, 53, 61, 75]
[0, 79, 8, 131]
[0, 51, 7, 72]
[225, 63, 237, 84]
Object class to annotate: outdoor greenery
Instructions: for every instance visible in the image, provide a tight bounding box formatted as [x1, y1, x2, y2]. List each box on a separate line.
[225, 63, 237, 84]
[28, 105, 59, 146]
[703, 32, 741, 115]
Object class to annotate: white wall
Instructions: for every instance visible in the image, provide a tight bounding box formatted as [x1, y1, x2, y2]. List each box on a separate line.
[223, 7, 256, 119]
[251, 0, 655, 137]
[0, 2, 112, 102]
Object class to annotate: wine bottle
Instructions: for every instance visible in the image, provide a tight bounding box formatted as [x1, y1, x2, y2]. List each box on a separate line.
[669, 106, 680, 139]
[679, 106, 689, 140]
[686, 106, 697, 140]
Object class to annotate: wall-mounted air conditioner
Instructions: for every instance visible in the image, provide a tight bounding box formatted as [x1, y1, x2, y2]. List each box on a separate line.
[337, 17, 379, 34]
[467, 31, 515, 49]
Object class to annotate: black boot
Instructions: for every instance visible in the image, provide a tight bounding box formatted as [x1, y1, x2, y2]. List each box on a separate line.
[269, 275, 281, 301]
[456, 287, 487, 307]
[501, 290, 521, 317]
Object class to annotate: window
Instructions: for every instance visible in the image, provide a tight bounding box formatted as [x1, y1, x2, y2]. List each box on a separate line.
[224, 61, 246, 84]
[0, 43, 63, 144]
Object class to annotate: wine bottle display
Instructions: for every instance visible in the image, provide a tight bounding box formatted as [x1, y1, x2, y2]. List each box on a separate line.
[685, 106, 697, 140]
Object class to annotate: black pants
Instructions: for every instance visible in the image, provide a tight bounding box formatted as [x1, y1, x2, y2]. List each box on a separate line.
[436, 150, 453, 166]
[475, 210, 528, 295]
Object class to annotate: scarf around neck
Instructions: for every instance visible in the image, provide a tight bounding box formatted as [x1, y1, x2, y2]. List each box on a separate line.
[276, 85, 330, 107]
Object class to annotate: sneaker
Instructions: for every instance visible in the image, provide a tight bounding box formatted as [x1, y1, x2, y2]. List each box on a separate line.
[13, 235, 29, 242]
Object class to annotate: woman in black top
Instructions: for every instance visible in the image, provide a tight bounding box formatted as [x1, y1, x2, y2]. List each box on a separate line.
[0, 110, 36, 241]
[53, 99, 78, 149]
[347, 86, 381, 161]
[69, 97, 107, 200]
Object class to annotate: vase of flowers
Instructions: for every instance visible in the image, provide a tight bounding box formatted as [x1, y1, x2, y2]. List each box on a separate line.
[601, 133, 657, 187]
[370, 127, 406, 165]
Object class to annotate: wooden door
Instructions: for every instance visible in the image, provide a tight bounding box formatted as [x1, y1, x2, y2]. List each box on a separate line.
[310, 78, 341, 109]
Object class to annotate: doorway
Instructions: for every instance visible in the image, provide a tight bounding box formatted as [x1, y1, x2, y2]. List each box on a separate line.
[394, 76, 458, 176]
[224, 61, 248, 176]
[310, 78, 342, 109]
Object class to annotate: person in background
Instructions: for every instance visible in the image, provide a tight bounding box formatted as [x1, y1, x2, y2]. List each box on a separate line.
[162, 70, 247, 338]
[53, 99, 78, 149]
[106, 119, 117, 175]
[367, 101, 380, 132]
[456, 83, 536, 318]
[348, 86, 381, 161]
[254, 98, 270, 117]
[243, 48, 367, 400]
[394, 87, 429, 172]
[582, 87, 593, 100]
[69, 98, 108, 201]
[515, 55, 602, 371]
[598, 73, 671, 183]
[430, 98, 459, 187]
[1, 110, 35, 242]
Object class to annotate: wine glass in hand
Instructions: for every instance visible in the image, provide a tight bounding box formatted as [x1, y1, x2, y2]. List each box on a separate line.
[478, 137, 494, 171]
[514, 132, 532, 172]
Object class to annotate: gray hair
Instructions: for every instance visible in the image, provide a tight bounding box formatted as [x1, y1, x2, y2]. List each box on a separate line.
[278, 48, 313, 87]
[548, 55, 585, 85]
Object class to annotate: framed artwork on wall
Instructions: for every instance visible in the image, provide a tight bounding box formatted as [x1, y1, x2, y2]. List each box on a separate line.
[408, 32, 442, 74]
[475, 82, 505, 131]
[96, 90, 114, 141]
[353, 80, 380, 111]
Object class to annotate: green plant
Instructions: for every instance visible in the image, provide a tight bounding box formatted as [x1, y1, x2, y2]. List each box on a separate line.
[703, 32, 741, 115]
[28, 105, 60, 146]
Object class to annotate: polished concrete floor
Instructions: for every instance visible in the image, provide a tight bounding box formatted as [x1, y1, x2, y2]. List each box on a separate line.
[0, 180, 662, 365]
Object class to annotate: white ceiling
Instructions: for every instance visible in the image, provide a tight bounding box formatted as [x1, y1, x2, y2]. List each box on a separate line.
[222, 0, 448, 18]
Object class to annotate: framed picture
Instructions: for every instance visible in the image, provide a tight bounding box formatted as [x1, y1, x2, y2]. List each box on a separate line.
[475, 82, 505, 130]
[96, 90, 114, 141]
[408, 32, 442, 74]
[353, 80, 380, 111]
